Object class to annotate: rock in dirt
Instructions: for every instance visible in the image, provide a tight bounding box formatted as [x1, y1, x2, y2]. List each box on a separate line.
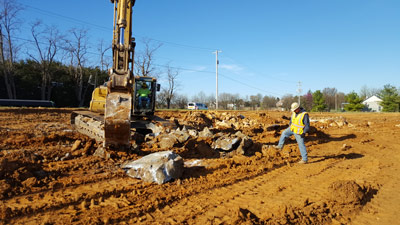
[188, 129, 198, 137]
[60, 153, 72, 161]
[237, 137, 253, 153]
[93, 147, 111, 159]
[121, 151, 183, 184]
[341, 144, 352, 151]
[157, 134, 178, 149]
[71, 140, 81, 151]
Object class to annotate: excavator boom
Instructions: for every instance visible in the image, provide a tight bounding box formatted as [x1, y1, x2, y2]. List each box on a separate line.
[104, 0, 135, 149]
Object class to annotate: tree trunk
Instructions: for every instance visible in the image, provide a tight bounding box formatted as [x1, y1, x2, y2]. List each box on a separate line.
[78, 65, 84, 107]
[0, 27, 15, 99]
[166, 98, 171, 109]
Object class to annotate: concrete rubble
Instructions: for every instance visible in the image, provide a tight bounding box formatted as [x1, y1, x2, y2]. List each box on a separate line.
[121, 151, 184, 184]
[137, 112, 261, 158]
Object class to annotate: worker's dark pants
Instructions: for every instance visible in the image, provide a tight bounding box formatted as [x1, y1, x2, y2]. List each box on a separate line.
[139, 96, 149, 108]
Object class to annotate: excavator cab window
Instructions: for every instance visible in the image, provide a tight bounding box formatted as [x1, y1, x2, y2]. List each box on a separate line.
[135, 81, 152, 109]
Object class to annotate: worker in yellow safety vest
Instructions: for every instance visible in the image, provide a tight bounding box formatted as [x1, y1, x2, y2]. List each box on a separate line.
[137, 83, 151, 108]
[273, 102, 310, 164]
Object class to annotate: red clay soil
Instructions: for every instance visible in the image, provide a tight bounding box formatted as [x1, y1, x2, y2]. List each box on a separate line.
[1, 108, 400, 224]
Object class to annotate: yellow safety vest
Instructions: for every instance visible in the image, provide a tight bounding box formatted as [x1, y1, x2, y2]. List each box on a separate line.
[290, 112, 308, 135]
[138, 88, 150, 97]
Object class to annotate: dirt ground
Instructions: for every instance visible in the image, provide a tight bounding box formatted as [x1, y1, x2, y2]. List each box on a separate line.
[1, 108, 400, 225]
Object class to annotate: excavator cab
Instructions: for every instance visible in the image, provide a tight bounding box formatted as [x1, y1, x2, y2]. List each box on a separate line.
[133, 76, 160, 117]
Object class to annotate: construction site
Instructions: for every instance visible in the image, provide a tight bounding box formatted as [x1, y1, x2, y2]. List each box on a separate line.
[1, 108, 400, 224]
[1, 0, 400, 224]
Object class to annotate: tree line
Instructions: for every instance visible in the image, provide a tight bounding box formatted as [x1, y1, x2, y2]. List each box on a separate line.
[183, 85, 400, 112]
[0, 0, 182, 108]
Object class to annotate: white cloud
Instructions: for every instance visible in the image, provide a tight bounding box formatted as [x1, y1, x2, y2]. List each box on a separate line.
[219, 64, 244, 74]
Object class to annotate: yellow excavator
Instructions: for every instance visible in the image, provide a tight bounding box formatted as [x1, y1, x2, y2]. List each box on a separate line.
[71, 0, 161, 149]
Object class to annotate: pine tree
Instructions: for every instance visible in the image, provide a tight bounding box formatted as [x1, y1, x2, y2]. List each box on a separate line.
[311, 90, 327, 112]
[344, 92, 364, 111]
[379, 84, 400, 112]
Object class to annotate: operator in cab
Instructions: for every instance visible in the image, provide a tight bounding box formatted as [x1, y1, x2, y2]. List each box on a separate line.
[137, 82, 151, 108]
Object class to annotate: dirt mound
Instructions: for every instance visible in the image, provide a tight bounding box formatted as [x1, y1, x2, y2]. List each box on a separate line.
[328, 180, 366, 204]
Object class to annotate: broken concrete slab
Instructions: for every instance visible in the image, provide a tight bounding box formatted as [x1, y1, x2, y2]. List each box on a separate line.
[171, 130, 190, 143]
[212, 136, 241, 151]
[198, 127, 213, 138]
[121, 151, 184, 184]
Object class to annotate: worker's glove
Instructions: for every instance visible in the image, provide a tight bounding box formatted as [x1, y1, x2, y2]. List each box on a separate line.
[300, 133, 306, 138]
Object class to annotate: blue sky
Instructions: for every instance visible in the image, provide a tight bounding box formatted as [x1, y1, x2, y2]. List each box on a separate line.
[17, 0, 400, 100]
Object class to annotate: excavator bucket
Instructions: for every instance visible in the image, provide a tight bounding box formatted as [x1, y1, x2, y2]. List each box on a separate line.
[104, 91, 132, 149]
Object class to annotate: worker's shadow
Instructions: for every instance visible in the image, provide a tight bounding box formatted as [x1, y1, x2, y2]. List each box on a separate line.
[307, 128, 357, 143]
[308, 152, 364, 164]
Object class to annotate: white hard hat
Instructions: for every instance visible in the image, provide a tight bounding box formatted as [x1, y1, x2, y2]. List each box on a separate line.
[291, 102, 300, 112]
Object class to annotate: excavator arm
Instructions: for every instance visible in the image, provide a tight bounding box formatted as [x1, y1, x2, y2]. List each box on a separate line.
[104, 0, 136, 149]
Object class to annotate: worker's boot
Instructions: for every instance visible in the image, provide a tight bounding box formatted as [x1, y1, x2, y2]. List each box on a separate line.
[298, 160, 308, 164]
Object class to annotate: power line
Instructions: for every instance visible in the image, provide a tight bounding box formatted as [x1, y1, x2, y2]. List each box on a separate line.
[21, 3, 110, 32]
[21, 2, 216, 51]
[221, 51, 296, 84]
[218, 73, 282, 96]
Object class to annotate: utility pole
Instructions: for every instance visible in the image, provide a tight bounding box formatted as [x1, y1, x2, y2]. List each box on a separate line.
[297, 81, 302, 105]
[213, 50, 222, 110]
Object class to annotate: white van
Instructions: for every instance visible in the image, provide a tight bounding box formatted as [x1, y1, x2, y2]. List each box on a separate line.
[187, 102, 208, 110]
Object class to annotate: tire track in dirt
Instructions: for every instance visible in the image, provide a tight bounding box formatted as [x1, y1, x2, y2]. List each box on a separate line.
[7, 155, 295, 224]
[350, 133, 400, 225]
[140, 142, 381, 224]
[3, 176, 142, 224]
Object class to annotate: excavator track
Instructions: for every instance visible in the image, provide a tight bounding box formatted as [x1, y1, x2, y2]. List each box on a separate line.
[71, 111, 105, 142]
[71, 110, 177, 148]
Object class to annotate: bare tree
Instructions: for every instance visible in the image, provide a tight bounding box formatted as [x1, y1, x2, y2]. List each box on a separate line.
[134, 38, 161, 78]
[191, 91, 208, 103]
[249, 93, 263, 109]
[64, 28, 89, 106]
[219, 93, 241, 110]
[172, 94, 188, 109]
[322, 87, 337, 111]
[28, 21, 60, 100]
[359, 85, 381, 100]
[97, 39, 111, 72]
[281, 94, 296, 110]
[0, 0, 22, 99]
[161, 64, 180, 109]
[261, 95, 278, 109]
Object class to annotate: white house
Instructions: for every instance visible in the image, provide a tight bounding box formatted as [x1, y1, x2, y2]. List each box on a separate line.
[363, 95, 383, 112]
